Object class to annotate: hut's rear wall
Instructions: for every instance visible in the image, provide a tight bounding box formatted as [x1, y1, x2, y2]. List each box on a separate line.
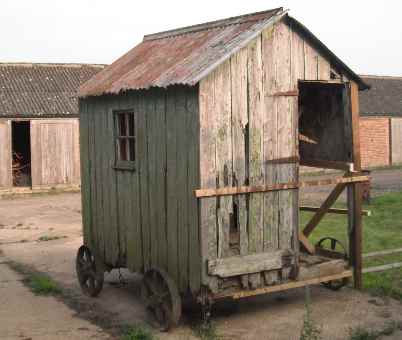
[80, 86, 201, 294]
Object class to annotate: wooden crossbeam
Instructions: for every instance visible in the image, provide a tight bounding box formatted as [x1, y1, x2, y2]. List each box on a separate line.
[213, 270, 353, 300]
[300, 159, 353, 171]
[302, 183, 346, 237]
[195, 175, 369, 198]
[300, 206, 371, 217]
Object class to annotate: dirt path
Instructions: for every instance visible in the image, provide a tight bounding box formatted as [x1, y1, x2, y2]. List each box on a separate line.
[0, 259, 111, 340]
[0, 182, 402, 339]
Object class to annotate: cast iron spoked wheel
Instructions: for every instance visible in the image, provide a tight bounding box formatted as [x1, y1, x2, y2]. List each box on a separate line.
[76, 245, 104, 297]
[140, 268, 182, 332]
[316, 237, 349, 291]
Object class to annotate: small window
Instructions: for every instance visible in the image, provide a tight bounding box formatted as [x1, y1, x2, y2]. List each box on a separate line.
[114, 111, 136, 169]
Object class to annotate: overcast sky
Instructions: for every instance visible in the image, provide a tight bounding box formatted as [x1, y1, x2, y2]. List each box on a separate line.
[1, 1, 401, 76]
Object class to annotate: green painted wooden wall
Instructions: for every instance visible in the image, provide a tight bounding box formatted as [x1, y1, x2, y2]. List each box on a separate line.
[79, 85, 201, 294]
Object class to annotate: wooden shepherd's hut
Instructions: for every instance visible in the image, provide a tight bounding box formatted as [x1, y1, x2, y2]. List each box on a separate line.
[77, 8, 369, 330]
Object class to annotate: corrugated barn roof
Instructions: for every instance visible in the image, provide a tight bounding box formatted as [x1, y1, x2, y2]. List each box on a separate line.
[79, 8, 368, 97]
[79, 8, 284, 97]
[0, 63, 104, 117]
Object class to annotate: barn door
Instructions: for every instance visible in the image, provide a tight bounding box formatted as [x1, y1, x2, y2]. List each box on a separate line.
[0, 120, 12, 188]
[30, 119, 80, 188]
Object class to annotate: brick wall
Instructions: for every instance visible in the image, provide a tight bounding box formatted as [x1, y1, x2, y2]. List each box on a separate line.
[359, 117, 390, 168]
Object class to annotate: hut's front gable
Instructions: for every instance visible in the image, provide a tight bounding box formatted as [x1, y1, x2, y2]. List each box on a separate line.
[197, 19, 359, 290]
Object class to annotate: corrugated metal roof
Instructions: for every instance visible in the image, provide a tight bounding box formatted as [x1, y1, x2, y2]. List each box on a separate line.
[0, 63, 104, 116]
[360, 75, 402, 116]
[79, 8, 284, 97]
[79, 8, 368, 97]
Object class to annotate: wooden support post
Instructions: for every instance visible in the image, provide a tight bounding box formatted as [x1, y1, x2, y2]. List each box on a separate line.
[348, 81, 363, 290]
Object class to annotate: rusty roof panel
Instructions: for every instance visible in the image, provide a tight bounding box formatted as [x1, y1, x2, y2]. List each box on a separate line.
[79, 8, 284, 97]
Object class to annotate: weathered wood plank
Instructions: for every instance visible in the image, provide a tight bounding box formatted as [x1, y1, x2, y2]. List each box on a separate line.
[301, 206, 371, 216]
[298, 259, 347, 280]
[126, 93, 143, 271]
[213, 270, 353, 300]
[176, 89, 190, 291]
[214, 60, 233, 260]
[195, 175, 369, 198]
[300, 159, 353, 171]
[78, 101, 93, 248]
[186, 87, 201, 294]
[146, 91, 159, 268]
[102, 100, 119, 266]
[208, 251, 286, 278]
[247, 36, 264, 288]
[137, 92, 151, 271]
[154, 90, 168, 271]
[199, 73, 218, 292]
[230, 47, 249, 287]
[261, 25, 280, 285]
[165, 89, 179, 284]
[304, 40, 319, 80]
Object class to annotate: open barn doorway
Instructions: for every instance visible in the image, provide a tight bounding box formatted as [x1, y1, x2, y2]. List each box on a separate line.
[12, 121, 32, 187]
[298, 81, 353, 169]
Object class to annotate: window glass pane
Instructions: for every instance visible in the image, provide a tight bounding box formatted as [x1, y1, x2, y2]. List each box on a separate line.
[119, 139, 127, 161]
[128, 114, 135, 137]
[118, 114, 127, 136]
[129, 138, 135, 161]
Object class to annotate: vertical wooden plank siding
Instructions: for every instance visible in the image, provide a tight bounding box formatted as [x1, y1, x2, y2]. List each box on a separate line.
[275, 22, 296, 280]
[230, 48, 249, 287]
[304, 40, 319, 80]
[82, 87, 201, 293]
[0, 120, 12, 188]
[199, 74, 219, 292]
[187, 87, 201, 293]
[247, 37, 264, 288]
[166, 90, 179, 284]
[136, 92, 152, 271]
[214, 60, 233, 260]
[261, 26, 280, 285]
[79, 101, 93, 249]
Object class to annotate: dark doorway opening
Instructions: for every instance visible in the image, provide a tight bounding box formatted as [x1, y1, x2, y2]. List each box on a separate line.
[12, 121, 32, 187]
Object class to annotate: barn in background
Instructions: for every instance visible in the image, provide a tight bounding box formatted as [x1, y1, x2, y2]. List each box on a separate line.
[0, 63, 104, 193]
[359, 75, 402, 168]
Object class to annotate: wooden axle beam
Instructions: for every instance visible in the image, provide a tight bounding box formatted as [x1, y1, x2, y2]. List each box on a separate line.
[212, 270, 353, 300]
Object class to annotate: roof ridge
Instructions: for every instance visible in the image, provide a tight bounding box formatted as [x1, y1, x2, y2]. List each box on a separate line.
[0, 62, 106, 68]
[143, 7, 283, 41]
[360, 74, 402, 80]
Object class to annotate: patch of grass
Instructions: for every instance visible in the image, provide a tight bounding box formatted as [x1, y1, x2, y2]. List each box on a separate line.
[300, 287, 322, 340]
[348, 320, 398, 340]
[121, 324, 156, 340]
[192, 321, 219, 340]
[25, 273, 62, 295]
[301, 190, 402, 300]
[37, 235, 67, 242]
